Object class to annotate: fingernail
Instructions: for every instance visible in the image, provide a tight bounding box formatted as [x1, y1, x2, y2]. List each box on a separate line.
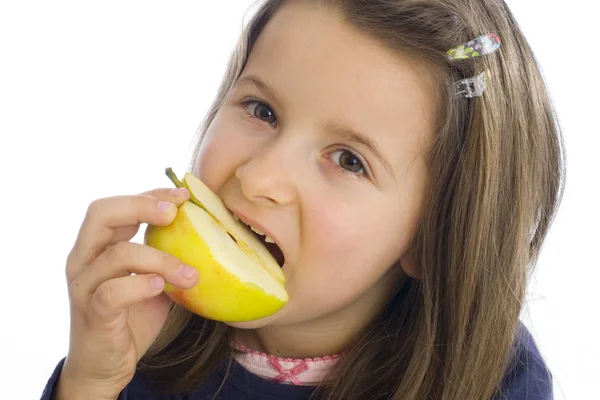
[171, 187, 189, 198]
[180, 264, 197, 279]
[151, 275, 164, 290]
[157, 201, 174, 213]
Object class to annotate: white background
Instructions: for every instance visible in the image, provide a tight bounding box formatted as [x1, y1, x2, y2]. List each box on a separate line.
[0, 1, 598, 398]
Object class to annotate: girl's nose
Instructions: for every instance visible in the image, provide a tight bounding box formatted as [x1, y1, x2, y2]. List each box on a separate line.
[235, 142, 299, 207]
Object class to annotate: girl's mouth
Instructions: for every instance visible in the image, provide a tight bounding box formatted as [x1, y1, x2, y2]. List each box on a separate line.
[263, 240, 285, 268]
[238, 220, 285, 268]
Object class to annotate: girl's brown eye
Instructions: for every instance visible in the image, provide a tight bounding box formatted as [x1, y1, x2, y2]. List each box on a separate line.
[331, 149, 366, 175]
[339, 151, 362, 172]
[247, 101, 277, 125]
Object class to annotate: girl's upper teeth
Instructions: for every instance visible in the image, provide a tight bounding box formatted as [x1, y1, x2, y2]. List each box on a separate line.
[233, 215, 276, 244]
[248, 224, 275, 243]
[249, 225, 265, 236]
[264, 235, 275, 243]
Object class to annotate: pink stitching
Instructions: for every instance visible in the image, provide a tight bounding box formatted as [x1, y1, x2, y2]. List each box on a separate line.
[268, 358, 309, 385]
[233, 340, 344, 362]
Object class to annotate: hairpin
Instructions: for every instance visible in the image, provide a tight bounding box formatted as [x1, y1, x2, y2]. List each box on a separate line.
[448, 34, 500, 98]
[454, 71, 487, 98]
[447, 33, 501, 61]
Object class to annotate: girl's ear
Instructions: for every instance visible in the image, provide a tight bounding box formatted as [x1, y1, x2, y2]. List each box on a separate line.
[399, 249, 422, 279]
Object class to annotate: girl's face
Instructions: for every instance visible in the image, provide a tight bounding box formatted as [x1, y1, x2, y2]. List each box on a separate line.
[195, 3, 437, 331]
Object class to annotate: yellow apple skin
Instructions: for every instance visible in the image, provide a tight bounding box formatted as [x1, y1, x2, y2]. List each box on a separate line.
[144, 202, 288, 322]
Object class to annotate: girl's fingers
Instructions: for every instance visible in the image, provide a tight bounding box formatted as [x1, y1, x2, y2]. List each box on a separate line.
[109, 225, 142, 246]
[128, 291, 173, 343]
[75, 241, 198, 297]
[88, 273, 167, 327]
[67, 187, 189, 279]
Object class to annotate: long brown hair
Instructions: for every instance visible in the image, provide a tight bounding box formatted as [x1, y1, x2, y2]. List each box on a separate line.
[139, 1, 565, 398]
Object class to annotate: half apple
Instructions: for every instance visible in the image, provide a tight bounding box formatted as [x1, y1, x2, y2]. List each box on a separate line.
[144, 168, 288, 322]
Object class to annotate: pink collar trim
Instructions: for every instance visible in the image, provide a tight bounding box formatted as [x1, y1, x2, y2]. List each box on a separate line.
[232, 340, 342, 386]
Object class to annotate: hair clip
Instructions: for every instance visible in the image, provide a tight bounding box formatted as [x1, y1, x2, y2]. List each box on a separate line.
[447, 33, 501, 61]
[454, 71, 487, 98]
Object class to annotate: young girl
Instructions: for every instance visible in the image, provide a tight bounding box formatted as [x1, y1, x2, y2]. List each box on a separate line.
[42, 0, 563, 399]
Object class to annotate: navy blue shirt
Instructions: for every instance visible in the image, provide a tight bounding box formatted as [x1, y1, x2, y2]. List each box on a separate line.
[41, 324, 552, 399]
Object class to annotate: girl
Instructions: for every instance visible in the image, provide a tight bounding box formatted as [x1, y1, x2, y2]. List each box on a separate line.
[42, 0, 564, 399]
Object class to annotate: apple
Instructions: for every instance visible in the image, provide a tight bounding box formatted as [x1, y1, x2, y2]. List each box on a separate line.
[144, 168, 288, 322]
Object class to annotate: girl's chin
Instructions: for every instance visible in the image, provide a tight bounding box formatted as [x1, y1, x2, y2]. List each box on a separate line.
[224, 312, 279, 330]
[225, 321, 264, 330]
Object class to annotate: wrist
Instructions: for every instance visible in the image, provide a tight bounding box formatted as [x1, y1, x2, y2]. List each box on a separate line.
[54, 364, 120, 400]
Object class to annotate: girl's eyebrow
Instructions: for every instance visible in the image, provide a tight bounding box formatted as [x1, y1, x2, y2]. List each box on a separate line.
[235, 74, 394, 177]
[324, 122, 394, 177]
[234, 75, 283, 106]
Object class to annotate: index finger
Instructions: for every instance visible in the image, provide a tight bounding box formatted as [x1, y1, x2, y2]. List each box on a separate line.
[67, 187, 189, 278]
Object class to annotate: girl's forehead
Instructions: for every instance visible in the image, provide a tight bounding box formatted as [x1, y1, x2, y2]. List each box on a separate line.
[248, 3, 437, 109]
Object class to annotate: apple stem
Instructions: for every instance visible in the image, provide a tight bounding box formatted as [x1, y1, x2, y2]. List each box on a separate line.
[164, 167, 207, 212]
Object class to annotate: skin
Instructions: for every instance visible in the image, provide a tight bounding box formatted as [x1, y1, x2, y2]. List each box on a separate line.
[194, 3, 438, 358]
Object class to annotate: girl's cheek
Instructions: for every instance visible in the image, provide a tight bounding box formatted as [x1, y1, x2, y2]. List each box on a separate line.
[195, 139, 226, 191]
[196, 121, 236, 184]
[307, 200, 366, 256]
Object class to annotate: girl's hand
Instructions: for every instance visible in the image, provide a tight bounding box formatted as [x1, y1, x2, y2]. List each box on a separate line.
[55, 188, 199, 400]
